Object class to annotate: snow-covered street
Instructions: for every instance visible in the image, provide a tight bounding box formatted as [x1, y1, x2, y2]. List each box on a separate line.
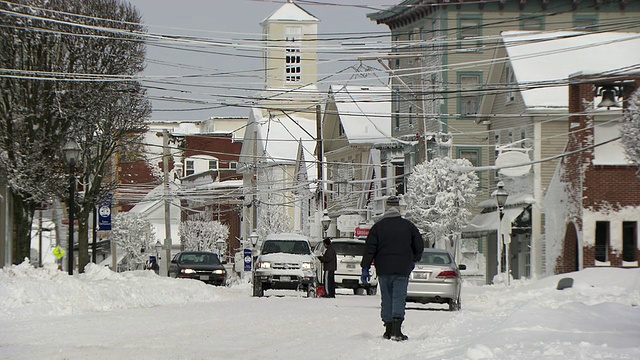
[1, 263, 639, 360]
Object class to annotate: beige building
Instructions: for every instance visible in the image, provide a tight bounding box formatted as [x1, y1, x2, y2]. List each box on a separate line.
[239, 1, 323, 244]
[368, 0, 640, 280]
[321, 85, 402, 235]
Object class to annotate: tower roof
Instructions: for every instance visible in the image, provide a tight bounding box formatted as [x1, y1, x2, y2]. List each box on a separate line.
[261, 1, 319, 24]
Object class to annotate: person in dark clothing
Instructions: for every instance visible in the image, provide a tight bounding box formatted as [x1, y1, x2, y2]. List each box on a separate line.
[317, 237, 337, 298]
[361, 196, 424, 341]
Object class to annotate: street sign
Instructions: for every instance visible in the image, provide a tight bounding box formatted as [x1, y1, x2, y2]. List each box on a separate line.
[52, 246, 66, 259]
[244, 248, 252, 271]
[355, 226, 370, 238]
[98, 194, 112, 231]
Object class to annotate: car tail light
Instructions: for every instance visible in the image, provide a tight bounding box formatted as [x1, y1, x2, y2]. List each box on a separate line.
[436, 270, 458, 279]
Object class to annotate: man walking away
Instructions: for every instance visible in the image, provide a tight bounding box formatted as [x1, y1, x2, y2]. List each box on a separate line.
[361, 196, 424, 341]
[318, 237, 337, 298]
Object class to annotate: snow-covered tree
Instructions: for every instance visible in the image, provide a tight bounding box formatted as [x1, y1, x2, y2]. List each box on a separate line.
[621, 89, 640, 169]
[405, 157, 479, 251]
[179, 213, 229, 255]
[0, 0, 150, 268]
[256, 200, 292, 242]
[111, 212, 155, 271]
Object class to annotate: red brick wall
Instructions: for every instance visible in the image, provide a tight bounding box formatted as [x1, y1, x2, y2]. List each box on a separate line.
[184, 134, 242, 170]
[558, 79, 640, 272]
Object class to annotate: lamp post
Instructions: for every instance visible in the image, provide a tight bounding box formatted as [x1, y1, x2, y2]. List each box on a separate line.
[492, 181, 509, 285]
[249, 230, 259, 249]
[216, 237, 226, 260]
[154, 241, 162, 259]
[321, 210, 331, 238]
[63, 139, 81, 275]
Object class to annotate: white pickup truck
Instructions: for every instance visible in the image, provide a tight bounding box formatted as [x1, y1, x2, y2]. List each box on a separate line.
[252, 233, 317, 297]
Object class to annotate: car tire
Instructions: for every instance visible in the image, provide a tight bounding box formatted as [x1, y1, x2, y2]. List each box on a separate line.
[253, 281, 264, 297]
[354, 288, 366, 295]
[449, 297, 461, 311]
[366, 287, 377, 296]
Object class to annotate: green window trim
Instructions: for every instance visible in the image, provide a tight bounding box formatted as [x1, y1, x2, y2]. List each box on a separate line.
[457, 71, 483, 119]
[457, 16, 483, 51]
[457, 146, 482, 191]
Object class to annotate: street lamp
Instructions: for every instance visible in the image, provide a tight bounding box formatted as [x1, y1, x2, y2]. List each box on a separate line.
[321, 210, 331, 238]
[63, 138, 81, 275]
[216, 237, 226, 260]
[154, 241, 162, 259]
[249, 230, 259, 249]
[492, 181, 509, 285]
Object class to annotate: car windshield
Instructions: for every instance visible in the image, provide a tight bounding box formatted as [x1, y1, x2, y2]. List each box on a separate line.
[333, 242, 365, 256]
[416, 252, 452, 266]
[262, 240, 311, 255]
[178, 253, 221, 265]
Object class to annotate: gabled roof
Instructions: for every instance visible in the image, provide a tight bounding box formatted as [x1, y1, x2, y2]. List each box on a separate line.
[329, 85, 394, 145]
[240, 108, 318, 181]
[261, 1, 319, 24]
[502, 31, 640, 110]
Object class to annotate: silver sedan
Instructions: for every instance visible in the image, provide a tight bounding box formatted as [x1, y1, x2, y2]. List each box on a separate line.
[407, 248, 466, 311]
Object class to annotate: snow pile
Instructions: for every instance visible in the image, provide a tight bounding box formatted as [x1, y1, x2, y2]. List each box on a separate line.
[0, 261, 244, 320]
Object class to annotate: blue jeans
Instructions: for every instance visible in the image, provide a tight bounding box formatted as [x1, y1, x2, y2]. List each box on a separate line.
[378, 275, 409, 323]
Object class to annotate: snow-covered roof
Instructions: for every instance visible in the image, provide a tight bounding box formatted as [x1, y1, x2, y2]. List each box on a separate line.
[330, 85, 394, 145]
[502, 31, 640, 110]
[261, 2, 319, 24]
[243, 108, 318, 181]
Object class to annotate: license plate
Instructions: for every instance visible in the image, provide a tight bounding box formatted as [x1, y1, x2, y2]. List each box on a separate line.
[280, 276, 291, 282]
[346, 264, 356, 269]
[413, 272, 429, 280]
[200, 275, 209, 281]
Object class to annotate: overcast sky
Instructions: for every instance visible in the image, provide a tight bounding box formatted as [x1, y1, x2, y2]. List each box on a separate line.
[127, 0, 393, 121]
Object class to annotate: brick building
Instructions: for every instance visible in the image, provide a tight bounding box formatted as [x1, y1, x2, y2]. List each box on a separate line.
[547, 74, 640, 273]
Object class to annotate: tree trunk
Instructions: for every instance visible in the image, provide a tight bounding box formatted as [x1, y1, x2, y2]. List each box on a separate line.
[10, 191, 36, 264]
[77, 209, 91, 273]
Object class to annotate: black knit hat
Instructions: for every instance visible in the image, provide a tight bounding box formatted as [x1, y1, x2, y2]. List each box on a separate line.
[323, 237, 331, 246]
[386, 196, 400, 207]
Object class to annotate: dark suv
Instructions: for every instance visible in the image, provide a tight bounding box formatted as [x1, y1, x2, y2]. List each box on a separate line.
[169, 251, 228, 286]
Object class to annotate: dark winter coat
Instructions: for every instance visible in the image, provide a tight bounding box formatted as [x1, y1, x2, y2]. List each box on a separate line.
[361, 208, 424, 276]
[318, 244, 337, 272]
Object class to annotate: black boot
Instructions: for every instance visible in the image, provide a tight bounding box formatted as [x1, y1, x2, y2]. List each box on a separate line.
[383, 322, 392, 339]
[391, 318, 408, 341]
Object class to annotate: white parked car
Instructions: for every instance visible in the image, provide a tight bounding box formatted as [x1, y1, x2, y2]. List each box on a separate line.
[253, 233, 317, 297]
[314, 238, 378, 295]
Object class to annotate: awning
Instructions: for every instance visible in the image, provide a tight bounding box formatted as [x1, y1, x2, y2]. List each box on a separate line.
[461, 207, 526, 238]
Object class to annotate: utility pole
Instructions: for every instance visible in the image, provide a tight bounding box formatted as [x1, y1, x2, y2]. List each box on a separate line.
[315, 105, 324, 240]
[162, 130, 172, 276]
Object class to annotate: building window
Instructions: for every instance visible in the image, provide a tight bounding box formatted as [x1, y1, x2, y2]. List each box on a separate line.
[459, 73, 481, 117]
[595, 221, 610, 262]
[208, 159, 218, 170]
[408, 105, 414, 128]
[285, 26, 302, 83]
[505, 65, 516, 103]
[185, 160, 195, 176]
[574, 16, 598, 31]
[458, 17, 482, 50]
[623, 222, 637, 262]
[229, 161, 237, 169]
[338, 123, 345, 137]
[520, 15, 544, 30]
[395, 164, 405, 195]
[393, 88, 400, 130]
[458, 147, 481, 190]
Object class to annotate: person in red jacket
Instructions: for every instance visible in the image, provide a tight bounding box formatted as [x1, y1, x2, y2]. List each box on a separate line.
[361, 196, 424, 341]
[317, 237, 337, 298]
